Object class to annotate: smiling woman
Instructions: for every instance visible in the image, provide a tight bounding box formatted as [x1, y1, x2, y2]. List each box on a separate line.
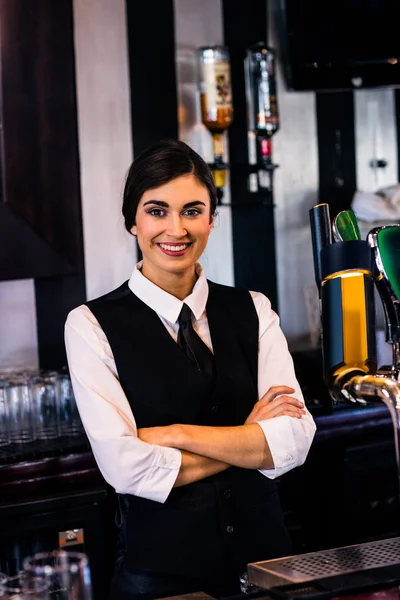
[64, 139, 316, 600]
[123, 141, 216, 299]
[131, 174, 214, 298]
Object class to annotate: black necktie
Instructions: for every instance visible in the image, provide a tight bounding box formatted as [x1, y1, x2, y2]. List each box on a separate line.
[177, 303, 215, 382]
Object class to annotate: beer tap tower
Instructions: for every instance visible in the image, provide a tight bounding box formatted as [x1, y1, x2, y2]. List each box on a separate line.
[245, 210, 400, 600]
[309, 205, 400, 499]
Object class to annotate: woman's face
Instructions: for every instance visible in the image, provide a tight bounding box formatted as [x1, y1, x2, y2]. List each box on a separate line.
[131, 174, 213, 278]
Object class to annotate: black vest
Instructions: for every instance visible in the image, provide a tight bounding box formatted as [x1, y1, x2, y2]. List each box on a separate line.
[86, 281, 291, 582]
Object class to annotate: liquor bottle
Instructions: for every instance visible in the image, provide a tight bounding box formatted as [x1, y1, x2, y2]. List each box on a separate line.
[245, 42, 279, 139]
[245, 43, 279, 192]
[198, 46, 233, 195]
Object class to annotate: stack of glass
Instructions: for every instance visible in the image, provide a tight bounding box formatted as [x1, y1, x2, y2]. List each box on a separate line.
[0, 550, 92, 598]
[0, 368, 84, 453]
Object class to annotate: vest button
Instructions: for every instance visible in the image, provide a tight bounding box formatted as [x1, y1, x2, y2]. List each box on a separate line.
[226, 525, 234, 534]
[224, 489, 231, 499]
[211, 405, 219, 413]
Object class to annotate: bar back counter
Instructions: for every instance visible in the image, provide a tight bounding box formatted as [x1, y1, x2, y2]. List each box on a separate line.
[0, 434, 115, 600]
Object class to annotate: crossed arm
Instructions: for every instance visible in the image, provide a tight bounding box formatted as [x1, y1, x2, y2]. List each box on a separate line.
[138, 385, 306, 487]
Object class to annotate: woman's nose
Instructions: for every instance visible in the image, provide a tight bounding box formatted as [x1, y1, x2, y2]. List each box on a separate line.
[165, 216, 187, 237]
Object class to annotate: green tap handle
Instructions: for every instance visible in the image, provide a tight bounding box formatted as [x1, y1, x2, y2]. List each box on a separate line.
[332, 210, 361, 242]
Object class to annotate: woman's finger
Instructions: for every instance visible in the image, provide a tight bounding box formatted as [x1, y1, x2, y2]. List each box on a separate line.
[260, 386, 295, 403]
[247, 402, 306, 423]
[268, 407, 305, 419]
[266, 395, 304, 409]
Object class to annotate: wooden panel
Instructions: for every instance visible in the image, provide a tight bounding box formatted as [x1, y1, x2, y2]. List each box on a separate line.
[0, 0, 83, 281]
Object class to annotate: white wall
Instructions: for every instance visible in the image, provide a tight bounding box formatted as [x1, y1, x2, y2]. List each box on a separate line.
[73, 0, 136, 301]
[0, 280, 38, 370]
[355, 89, 398, 194]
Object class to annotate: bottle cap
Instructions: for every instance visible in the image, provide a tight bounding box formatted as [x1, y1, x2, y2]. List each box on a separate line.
[321, 240, 372, 280]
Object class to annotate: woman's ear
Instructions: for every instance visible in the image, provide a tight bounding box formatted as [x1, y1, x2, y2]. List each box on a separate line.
[209, 213, 215, 232]
[130, 224, 137, 236]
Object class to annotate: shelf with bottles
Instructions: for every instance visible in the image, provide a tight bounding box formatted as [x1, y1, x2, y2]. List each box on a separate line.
[195, 40, 281, 205]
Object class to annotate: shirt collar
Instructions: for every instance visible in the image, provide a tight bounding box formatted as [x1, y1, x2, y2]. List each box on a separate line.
[128, 262, 209, 324]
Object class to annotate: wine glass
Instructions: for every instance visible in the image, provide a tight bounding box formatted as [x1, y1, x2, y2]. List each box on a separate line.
[23, 551, 92, 600]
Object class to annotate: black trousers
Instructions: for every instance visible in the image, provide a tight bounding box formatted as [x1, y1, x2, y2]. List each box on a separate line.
[109, 567, 242, 600]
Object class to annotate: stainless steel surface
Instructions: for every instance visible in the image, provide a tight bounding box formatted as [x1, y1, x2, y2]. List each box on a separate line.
[248, 537, 400, 590]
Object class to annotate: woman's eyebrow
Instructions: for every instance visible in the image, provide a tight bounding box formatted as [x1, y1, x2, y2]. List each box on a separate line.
[183, 201, 207, 208]
[143, 200, 169, 207]
[142, 200, 206, 208]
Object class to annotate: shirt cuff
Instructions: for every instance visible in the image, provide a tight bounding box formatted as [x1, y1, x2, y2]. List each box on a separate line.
[137, 445, 182, 503]
[256, 418, 297, 479]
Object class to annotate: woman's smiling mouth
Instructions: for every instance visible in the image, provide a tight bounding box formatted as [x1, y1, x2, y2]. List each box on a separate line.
[156, 242, 192, 256]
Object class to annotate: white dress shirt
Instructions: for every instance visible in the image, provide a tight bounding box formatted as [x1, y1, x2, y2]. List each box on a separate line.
[65, 263, 316, 503]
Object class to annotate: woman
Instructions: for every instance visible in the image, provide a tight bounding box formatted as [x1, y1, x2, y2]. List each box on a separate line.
[65, 139, 316, 600]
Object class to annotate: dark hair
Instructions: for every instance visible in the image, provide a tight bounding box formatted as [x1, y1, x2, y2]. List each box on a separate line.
[122, 139, 217, 232]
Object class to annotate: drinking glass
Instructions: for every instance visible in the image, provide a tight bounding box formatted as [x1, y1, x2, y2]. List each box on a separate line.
[4, 376, 34, 443]
[0, 573, 49, 599]
[23, 551, 92, 600]
[0, 382, 9, 447]
[57, 374, 82, 437]
[30, 375, 59, 440]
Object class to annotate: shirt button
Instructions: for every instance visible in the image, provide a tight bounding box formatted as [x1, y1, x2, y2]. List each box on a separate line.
[211, 405, 219, 413]
[226, 525, 234, 534]
[224, 489, 231, 499]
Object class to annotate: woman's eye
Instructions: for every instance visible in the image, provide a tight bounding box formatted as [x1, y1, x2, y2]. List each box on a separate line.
[148, 208, 165, 217]
[183, 208, 201, 217]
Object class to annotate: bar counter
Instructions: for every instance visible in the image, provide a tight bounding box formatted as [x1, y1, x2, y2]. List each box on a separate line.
[0, 403, 398, 600]
[0, 403, 394, 497]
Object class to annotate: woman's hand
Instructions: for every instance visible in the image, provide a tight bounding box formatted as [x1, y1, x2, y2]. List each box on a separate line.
[245, 385, 306, 424]
[137, 424, 180, 447]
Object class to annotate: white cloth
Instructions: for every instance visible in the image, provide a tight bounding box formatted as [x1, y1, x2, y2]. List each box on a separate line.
[65, 263, 316, 503]
[351, 184, 400, 222]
